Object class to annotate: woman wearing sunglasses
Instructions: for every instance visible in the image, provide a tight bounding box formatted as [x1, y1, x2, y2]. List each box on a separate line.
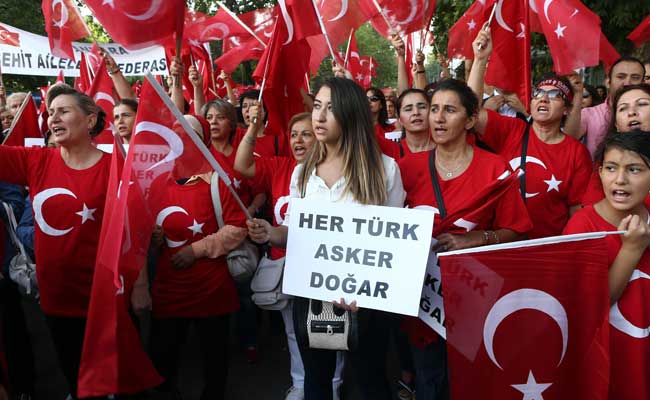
[467, 27, 592, 238]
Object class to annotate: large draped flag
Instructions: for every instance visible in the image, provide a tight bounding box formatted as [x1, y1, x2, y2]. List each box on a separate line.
[42, 0, 90, 60]
[448, 0, 487, 59]
[0, 23, 21, 47]
[82, 0, 185, 50]
[78, 75, 220, 397]
[439, 233, 610, 400]
[370, 0, 437, 37]
[2, 93, 42, 147]
[628, 16, 650, 48]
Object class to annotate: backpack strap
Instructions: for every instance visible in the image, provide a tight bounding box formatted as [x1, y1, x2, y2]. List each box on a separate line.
[428, 150, 447, 219]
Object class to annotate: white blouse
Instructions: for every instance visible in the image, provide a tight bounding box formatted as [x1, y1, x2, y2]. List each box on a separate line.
[283, 154, 406, 227]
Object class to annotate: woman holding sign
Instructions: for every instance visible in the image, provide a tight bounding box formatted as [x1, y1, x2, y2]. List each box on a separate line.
[247, 77, 405, 400]
[399, 78, 532, 399]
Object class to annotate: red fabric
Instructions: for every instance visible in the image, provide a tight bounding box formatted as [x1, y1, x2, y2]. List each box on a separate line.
[42, 0, 89, 60]
[599, 32, 620, 71]
[370, 0, 436, 37]
[233, 129, 291, 158]
[440, 235, 610, 400]
[360, 56, 378, 87]
[252, 14, 311, 138]
[216, 36, 266, 74]
[55, 70, 65, 84]
[0, 147, 110, 316]
[482, 109, 592, 238]
[484, 0, 531, 106]
[209, 145, 257, 207]
[345, 32, 366, 87]
[374, 124, 402, 159]
[85, 61, 117, 144]
[447, 0, 486, 60]
[83, 0, 185, 50]
[628, 15, 650, 47]
[184, 8, 249, 43]
[531, 0, 601, 75]
[74, 53, 92, 93]
[216, 6, 274, 73]
[2, 95, 42, 147]
[0, 23, 20, 47]
[564, 206, 650, 400]
[152, 179, 242, 318]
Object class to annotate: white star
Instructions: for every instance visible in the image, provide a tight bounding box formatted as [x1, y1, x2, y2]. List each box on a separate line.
[544, 174, 562, 192]
[511, 371, 552, 400]
[467, 19, 477, 30]
[356, 73, 364, 81]
[187, 219, 205, 236]
[554, 23, 566, 38]
[188, 39, 201, 48]
[234, 178, 241, 189]
[75, 203, 97, 224]
[102, 0, 115, 8]
[517, 23, 526, 39]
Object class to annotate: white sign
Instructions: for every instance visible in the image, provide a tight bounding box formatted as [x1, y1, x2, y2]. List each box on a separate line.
[0, 22, 167, 77]
[418, 239, 447, 339]
[283, 198, 434, 316]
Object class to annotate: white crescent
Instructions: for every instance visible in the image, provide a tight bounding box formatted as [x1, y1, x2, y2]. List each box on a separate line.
[133, 121, 184, 171]
[351, 51, 360, 60]
[0, 29, 10, 41]
[156, 206, 189, 248]
[360, 59, 369, 66]
[495, 0, 514, 33]
[274, 195, 290, 225]
[610, 269, 650, 338]
[94, 92, 115, 106]
[483, 288, 568, 370]
[278, 0, 294, 45]
[33, 187, 77, 237]
[509, 156, 547, 198]
[52, 0, 69, 28]
[543, 0, 554, 24]
[529, 0, 539, 14]
[124, 0, 162, 21]
[201, 22, 230, 41]
[329, 0, 348, 22]
[392, 0, 418, 25]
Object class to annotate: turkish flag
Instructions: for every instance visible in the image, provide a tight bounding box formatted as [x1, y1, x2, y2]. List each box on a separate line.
[531, 0, 601, 75]
[184, 8, 249, 44]
[78, 76, 216, 397]
[360, 56, 378, 88]
[370, 0, 437, 37]
[628, 15, 650, 47]
[42, 0, 89, 60]
[74, 53, 93, 93]
[216, 36, 266, 74]
[599, 32, 620, 72]
[83, 0, 185, 50]
[253, 13, 311, 135]
[0, 23, 20, 47]
[440, 235, 610, 400]
[484, 0, 531, 106]
[55, 69, 65, 84]
[345, 32, 365, 86]
[2, 94, 42, 147]
[86, 61, 117, 144]
[447, 0, 486, 59]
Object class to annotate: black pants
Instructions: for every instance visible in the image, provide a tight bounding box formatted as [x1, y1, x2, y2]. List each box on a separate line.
[297, 306, 392, 400]
[149, 315, 230, 400]
[0, 279, 35, 396]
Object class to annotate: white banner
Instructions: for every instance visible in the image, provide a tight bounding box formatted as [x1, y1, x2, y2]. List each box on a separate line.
[418, 239, 447, 339]
[0, 22, 167, 77]
[283, 199, 434, 316]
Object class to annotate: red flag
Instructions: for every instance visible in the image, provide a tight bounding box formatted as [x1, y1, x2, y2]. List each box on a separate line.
[78, 76, 217, 397]
[74, 52, 93, 93]
[280, 0, 321, 41]
[216, 36, 266, 74]
[484, 0, 531, 106]
[628, 15, 650, 47]
[345, 32, 365, 86]
[83, 0, 185, 50]
[86, 62, 117, 144]
[440, 235, 610, 400]
[360, 56, 378, 88]
[0, 23, 20, 47]
[253, 12, 311, 136]
[184, 8, 249, 44]
[42, 0, 90, 60]
[56, 69, 65, 84]
[599, 32, 620, 72]
[447, 0, 487, 59]
[2, 94, 42, 147]
[370, 0, 437, 37]
[532, 0, 601, 75]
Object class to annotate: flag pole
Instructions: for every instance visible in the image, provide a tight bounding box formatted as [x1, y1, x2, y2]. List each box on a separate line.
[173, 36, 183, 88]
[343, 28, 354, 68]
[216, 1, 267, 47]
[477, 4, 497, 50]
[371, 0, 396, 33]
[309, 0, 338, 63]
[144, 73, 252, 219]
[2, 91, 31, 145]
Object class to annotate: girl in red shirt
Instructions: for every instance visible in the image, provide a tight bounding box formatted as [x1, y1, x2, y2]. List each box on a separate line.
[563, 132, 650, 400]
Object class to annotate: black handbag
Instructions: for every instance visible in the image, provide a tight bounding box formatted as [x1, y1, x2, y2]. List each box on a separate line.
[293, 297, 359, 351]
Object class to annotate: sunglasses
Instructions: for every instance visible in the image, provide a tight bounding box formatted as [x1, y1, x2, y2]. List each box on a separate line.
[367, 95, 381, 102]
[532, 88, 567, 101]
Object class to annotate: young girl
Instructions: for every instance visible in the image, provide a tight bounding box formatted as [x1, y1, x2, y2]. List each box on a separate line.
[247, 77, 405, 400]
[563, 132, 650, 400]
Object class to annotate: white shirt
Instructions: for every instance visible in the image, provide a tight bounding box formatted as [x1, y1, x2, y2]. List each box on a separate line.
[283, 154, 406, 226]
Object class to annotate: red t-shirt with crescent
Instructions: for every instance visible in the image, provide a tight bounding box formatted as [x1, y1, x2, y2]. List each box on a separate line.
[483, 109, 592, 238]
[563, 205, 650, 400]
[0, 146, 110, 317]
[152, 179, 244, 318]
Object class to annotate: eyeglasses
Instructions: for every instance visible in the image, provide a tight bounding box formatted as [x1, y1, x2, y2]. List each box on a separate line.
[367, 95, 381, 102]
[532, 88, 567, 101]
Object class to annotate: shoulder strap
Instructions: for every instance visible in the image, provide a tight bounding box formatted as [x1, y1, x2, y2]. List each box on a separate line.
[209, 173, 225, 228]
[274, 135, 279, 156]
[519, 123, 531, 202]
[1, 201, 32, 263]
[398, 140, 404, 158]
[428, 150, 447, 219]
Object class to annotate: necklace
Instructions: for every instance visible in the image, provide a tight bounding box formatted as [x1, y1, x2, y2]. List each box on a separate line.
[435, 149, 465, 178]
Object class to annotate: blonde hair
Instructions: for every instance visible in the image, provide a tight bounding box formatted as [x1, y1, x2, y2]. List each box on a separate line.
[298, 78, 386, 205]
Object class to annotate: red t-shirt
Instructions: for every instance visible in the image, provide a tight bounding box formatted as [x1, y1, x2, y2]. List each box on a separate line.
[563, 206, 650, 400]
[209, 144, 262, 207]
[255, 156, 296, 260]
[233, 127, 290, 158]
[152, 179, 244, 318]
[374, 123, 403, 160]
[399, 147, 532, 347]
[483, 109, 592, 238]
[0, 146, 111, 317]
